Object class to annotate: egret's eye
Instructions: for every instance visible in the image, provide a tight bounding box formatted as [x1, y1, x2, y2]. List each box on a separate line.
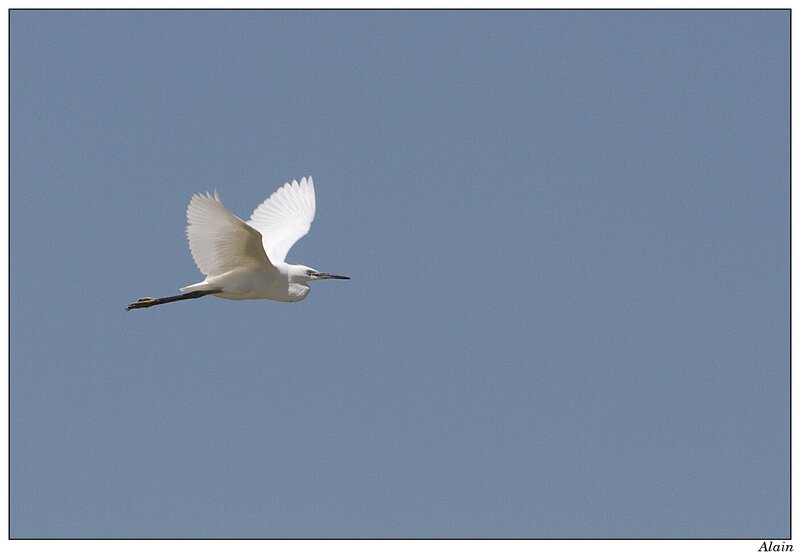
[306, 269, 315, 276]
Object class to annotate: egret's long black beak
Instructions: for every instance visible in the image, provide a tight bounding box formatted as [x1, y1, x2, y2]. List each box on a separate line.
[312, 272, 350, 280]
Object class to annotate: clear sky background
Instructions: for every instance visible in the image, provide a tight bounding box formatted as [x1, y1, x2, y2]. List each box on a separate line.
[10, 10, 789, 539]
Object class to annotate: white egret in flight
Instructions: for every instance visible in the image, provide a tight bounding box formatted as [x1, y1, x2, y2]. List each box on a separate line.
[127, 176, 349, 310]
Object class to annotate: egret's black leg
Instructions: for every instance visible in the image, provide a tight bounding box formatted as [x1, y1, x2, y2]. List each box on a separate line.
[126, 289, 222, 311]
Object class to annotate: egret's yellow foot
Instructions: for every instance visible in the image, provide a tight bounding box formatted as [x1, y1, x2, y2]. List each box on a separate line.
[126, 297, 159, 311]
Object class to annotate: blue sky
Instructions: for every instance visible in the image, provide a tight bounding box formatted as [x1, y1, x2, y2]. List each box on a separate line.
[10, 10, 789, 538]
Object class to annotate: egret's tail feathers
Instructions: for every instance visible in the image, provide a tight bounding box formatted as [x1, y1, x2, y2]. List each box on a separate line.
[180, 281, 211, 293]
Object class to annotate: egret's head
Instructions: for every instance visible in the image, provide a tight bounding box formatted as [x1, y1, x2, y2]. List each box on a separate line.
[291, 264, 350, 284]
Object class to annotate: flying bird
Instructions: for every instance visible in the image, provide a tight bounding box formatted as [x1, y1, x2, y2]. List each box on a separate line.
[127, 176, 349, 310]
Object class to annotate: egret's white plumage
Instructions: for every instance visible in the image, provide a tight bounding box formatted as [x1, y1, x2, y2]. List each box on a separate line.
[184, 190, 269, 278]
[127, 176, 348, 311]
[247, 176, 316, 264]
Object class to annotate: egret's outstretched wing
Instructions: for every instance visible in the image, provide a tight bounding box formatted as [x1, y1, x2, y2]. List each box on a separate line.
[186, 191, 273, 277]
[247, 176, 316, 264]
